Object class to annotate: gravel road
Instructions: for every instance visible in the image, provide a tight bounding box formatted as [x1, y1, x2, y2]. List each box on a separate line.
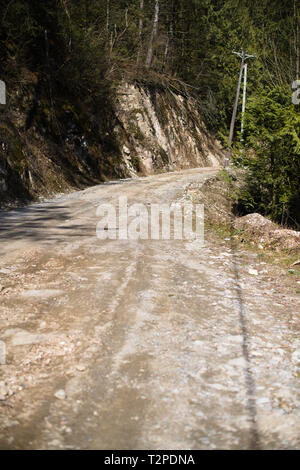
[0, 167, 299, 449]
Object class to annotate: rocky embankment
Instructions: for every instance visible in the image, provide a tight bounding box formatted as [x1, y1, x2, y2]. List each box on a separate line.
[234, 213, 300, 252]
[0, 77, 223, 208]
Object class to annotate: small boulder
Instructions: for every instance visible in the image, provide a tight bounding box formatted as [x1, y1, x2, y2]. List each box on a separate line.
[54, 389, 66, 400]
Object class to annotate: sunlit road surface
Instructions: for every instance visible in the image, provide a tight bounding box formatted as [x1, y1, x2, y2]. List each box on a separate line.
[0, 167, 299, 449]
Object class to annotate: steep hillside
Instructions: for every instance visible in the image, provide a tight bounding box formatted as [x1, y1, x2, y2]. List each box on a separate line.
[115, 83, 222, 176]
[0, 79, 223, 208]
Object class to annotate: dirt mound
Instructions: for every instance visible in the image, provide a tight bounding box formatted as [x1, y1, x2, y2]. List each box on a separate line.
[234, 213, 276, 232]
[234, 213, 300, 251]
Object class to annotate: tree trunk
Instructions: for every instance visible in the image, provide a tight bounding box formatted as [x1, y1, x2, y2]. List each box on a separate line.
[106, 0, 110, 32]
[162, 34, 170, 70]
[162, 0, 174, 71]
[137, 0, 144, 64]
[145, 0, 159, 69]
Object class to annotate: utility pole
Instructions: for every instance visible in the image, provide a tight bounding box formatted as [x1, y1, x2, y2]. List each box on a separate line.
[224, 50, 255, 168]
[240, 62, 247, 142]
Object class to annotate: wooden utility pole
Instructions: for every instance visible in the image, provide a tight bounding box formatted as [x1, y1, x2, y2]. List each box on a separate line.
[224, 50, 255, 167]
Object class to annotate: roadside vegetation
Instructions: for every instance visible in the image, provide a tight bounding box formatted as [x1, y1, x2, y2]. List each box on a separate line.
[183, 169, 300, 294]
[232, 86, 300, 229]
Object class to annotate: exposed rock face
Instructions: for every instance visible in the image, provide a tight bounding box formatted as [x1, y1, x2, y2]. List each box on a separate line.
[115, 83, 223, 176]
[0, 80, 223, 207]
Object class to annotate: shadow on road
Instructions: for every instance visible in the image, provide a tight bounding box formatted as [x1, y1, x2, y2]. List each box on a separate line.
[229, 223, 261, 449]
[0, 203, 93, 256]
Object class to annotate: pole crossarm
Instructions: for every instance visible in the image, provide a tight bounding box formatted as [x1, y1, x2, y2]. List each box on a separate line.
[232, 50, 256, 61]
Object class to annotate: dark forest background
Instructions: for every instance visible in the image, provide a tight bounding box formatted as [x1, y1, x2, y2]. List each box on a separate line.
[0, 0, 299, 226]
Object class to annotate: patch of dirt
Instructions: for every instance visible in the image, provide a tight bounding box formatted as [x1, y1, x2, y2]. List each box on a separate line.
[181, 173, 233, 228]
[234, 213, 300, 251]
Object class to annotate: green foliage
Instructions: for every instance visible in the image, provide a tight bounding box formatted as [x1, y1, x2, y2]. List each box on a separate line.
[1, 0, 298, 131]
[0, 1, 299, 228]
[234, 87, 300, 227]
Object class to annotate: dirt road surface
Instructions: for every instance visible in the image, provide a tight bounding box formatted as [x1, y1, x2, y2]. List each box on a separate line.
[0, 167, 299, 449]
